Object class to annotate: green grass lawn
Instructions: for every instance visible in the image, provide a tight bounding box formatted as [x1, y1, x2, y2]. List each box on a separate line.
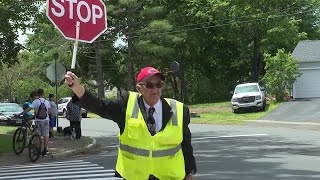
[0, 134, 13, 154]
[190, 101, 281, 125]
[0, 126, 17, 154]
[0, 126, 17, 134]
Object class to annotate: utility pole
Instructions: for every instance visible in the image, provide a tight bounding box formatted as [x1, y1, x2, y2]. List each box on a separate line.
[94, 41, 105, 98]
[53, 53, 60, 131]
[127, 11, 134, 91]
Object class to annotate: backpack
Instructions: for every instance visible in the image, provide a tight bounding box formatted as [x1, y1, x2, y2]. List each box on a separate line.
[36, 99, 47, 119]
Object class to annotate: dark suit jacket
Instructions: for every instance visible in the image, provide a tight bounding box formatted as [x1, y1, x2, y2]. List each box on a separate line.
[73, 90, 197, 177]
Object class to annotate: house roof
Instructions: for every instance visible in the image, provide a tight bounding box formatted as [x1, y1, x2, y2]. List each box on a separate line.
[292, 40, 320, 63]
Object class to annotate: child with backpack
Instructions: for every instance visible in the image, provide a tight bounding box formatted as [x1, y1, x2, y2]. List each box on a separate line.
[16, 89, 52, 156]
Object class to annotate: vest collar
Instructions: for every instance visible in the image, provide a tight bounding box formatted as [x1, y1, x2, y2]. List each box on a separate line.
[138, 96, 172, 131]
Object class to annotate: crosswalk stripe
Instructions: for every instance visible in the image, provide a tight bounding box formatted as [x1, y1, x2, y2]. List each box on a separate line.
[0, 163, 99, 172]
[0, 160, 91, 170]
[1, 167, 107, 176]
[19, 173, 118, 180]
[0, 160, 121, 180]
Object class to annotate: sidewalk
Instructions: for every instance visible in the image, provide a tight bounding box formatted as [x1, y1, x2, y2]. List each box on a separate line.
[0, 135, 96, 166]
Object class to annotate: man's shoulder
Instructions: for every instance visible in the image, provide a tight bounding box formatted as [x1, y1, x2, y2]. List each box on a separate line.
[38, 97, 47, 102]
[49, 100, 56, 105]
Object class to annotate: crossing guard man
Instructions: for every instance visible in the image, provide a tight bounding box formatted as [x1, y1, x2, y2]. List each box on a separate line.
[65, 66, 197, 180]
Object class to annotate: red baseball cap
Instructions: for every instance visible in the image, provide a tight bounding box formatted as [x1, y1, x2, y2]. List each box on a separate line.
[136, 67, 165, 83]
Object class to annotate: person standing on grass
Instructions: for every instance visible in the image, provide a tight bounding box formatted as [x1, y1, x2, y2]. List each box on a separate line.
[65, 67, 196, 180]
[16, 88, 51, 156]
[48, 94, 58, 139]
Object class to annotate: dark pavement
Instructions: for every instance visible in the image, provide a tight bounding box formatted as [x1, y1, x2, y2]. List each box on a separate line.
[0, 135, 95, 166]
[259, 98, 320, 122]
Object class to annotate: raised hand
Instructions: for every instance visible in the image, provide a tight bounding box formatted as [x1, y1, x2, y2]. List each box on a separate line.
[65, 71, 85, 98]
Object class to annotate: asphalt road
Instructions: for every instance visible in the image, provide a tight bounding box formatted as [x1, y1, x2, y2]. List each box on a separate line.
[4, 117, 320, 180]
[55, 118, 320, 180]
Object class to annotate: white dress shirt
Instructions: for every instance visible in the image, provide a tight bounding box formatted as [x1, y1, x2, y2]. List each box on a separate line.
[143, 99, 162, 133]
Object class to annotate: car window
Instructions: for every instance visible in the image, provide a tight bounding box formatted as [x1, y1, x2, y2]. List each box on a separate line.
[235, 85, 259, 94]
[0, 104, 23, 112]
[58, 98, 71, 104]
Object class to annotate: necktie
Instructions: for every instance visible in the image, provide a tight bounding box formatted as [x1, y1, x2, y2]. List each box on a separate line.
[147, 107, 156, 136]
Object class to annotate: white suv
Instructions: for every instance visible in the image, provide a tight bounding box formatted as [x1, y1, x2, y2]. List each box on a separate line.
[58, 97, 87, 118]
[231, 83, 266, 113]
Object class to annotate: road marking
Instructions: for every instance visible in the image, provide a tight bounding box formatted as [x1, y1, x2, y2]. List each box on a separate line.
[0, 160, 121, 180]
[193, 134, 268, 140]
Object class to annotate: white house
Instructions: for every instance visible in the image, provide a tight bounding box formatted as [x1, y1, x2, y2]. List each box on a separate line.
[292, 40, 320, 98]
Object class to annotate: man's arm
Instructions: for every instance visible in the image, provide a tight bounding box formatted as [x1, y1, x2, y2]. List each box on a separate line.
[181, 105, 197, 178]
[16, 107, 33, 117]
[47, 100, 52, 117]
[72, 90, 128, 133]
[65, 71, 129, 133]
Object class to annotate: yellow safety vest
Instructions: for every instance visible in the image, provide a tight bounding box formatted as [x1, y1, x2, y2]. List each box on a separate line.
[116, 92, 185, 180]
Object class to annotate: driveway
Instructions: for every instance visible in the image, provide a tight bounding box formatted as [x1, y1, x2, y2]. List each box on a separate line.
[259, 98, 320, 123]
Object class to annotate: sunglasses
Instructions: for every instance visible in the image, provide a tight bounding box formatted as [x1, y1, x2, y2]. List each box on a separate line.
[140, 81, 164, 89]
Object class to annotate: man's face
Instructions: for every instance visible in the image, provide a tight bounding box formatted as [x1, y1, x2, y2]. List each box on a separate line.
[136, 75, 163, 106]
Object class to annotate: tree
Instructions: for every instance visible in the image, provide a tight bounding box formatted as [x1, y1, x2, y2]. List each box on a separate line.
[6, 0, 319, 104]
[264, 49, 301, 101]
[0, 1, 40, 65]
[161, 0, 319, 102]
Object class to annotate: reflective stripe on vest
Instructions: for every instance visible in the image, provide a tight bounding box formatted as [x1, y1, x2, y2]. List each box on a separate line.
[170, 99, 177, 126]
[130, 96, 178, 126]
[131, 93, 139, 118]
[120, 143, 181, 157]
[152, 144, 181, 157]
[120, 143, 149, 157]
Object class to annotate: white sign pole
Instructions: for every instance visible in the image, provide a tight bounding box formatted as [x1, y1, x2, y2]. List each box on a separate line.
[71, 21, 80, 70]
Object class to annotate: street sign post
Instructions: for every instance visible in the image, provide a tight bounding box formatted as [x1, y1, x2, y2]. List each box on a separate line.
[46, 0, 108, 69]
[46, 53, 66, 131]
[46, 63, 66, 83]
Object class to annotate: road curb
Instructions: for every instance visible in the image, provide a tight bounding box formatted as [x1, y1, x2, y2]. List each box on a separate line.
[52, 136, 97, 157]
[245, 119, 320, 126]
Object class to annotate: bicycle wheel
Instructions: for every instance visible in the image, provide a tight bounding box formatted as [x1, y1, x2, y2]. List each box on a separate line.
[28, 134, 42, 162]
[13, 127, 26, 155]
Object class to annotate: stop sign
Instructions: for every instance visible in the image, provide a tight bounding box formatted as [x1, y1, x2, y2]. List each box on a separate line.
[46, 0, 107, 43]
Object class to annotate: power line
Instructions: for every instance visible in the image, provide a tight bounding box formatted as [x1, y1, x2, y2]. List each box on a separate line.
[113, 6, 314, 33]
[128, 8, 316, 39]
[18, 6, 318, 46]
[93, 8, 316, 43]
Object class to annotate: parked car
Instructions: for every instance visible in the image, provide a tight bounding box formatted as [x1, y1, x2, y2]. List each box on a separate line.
[58, 97, 87, 118]
[231, 83, 266, 113]
[0, 103, 24, 126]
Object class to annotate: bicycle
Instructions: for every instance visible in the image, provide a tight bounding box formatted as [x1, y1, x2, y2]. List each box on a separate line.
[12, 116, 42, 162]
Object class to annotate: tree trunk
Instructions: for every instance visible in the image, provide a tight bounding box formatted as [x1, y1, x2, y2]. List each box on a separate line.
[251, 25, 262, 82]
[127, 14, 134, 91]
[94, 41, 105, 98]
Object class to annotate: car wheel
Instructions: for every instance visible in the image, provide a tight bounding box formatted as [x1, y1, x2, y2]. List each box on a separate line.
[233, 109, 240, 114]
[82, 113, 87, 118]
[63, 109, 67, 118]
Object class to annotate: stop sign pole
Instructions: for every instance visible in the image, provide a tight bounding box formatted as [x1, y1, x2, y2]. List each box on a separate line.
[71, 21, 80, 69]
[46, 0, 108, 69]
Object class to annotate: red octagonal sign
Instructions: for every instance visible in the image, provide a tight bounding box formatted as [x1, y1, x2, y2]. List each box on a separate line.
[46, 0, 107, 43]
